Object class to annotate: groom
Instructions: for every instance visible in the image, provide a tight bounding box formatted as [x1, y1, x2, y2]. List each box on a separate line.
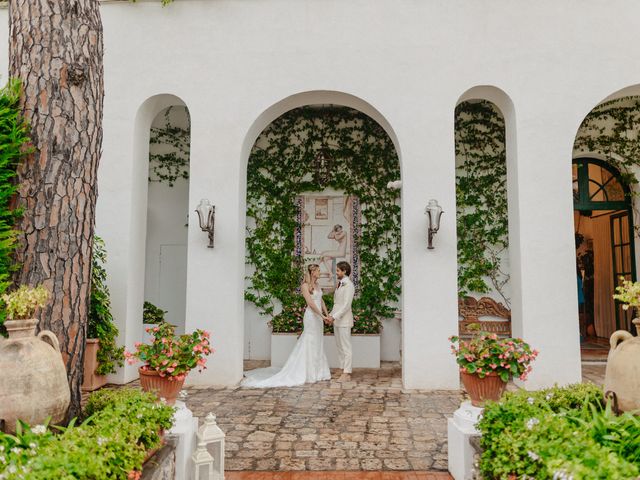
[327, 261, 354, 382]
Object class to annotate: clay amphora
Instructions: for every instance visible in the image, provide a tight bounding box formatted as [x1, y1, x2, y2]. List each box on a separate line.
[604, 318, 640, 413]
[0, 319, 70, 433]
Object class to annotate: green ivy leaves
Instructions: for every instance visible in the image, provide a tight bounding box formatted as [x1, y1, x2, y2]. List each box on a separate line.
[455, 101, 510, 305]
[245, 107, 401, 334]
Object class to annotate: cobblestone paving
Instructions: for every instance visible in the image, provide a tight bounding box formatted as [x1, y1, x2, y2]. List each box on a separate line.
[184, 362, 463, 472]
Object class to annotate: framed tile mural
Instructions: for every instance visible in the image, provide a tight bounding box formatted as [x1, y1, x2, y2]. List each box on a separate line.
[295, 193, 360, 293]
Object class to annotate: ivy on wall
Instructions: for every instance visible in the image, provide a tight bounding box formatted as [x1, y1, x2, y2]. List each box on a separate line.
[455, 101, 510, 305]
[245, 106, 401, 334]
[574, 97, 640, 190]
[148, 106, 190, 187]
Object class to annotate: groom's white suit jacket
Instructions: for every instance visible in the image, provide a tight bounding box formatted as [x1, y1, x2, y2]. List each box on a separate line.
[331, 277, 355, 328]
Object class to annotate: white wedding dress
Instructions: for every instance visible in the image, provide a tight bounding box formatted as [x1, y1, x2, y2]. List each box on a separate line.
[241, 288, 331, 387]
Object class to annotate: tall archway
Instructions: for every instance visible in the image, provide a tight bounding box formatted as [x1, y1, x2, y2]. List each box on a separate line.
[241, 94, 402, 374]
[455, 87, 519, 339]
[572, 91, 640, 357]
[143, 105, 191, 334]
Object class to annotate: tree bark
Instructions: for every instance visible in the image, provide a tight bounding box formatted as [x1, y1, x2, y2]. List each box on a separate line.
[8, 0, 104, 419]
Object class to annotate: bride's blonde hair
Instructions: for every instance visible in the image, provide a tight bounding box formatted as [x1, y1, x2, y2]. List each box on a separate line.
[304, 264, 320, 292]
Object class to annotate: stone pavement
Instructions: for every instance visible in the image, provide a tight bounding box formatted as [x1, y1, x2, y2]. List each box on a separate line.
[184, 362, 462, 472]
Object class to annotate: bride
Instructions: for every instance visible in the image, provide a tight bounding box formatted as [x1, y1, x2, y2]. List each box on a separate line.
[241, 264, 331, 387]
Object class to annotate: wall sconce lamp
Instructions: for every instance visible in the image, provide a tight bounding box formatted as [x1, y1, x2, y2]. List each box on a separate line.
[425, 199, 443, 250]
[195, 199, 215, 248]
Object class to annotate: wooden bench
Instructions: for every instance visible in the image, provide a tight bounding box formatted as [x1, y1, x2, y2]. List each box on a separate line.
[458, 296, 511, 336]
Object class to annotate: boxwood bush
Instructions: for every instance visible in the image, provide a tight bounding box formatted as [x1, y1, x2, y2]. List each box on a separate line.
[0, 388, 174, 479]
[477, 383, 640, 479]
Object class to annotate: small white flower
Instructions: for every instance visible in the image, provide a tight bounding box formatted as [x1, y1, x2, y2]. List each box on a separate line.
[0, 445, 4, 451]
[545, 393, 553, 401]
[28, 443, 36, 449]
[526, 418, 539, 430]
[527, 397, 535, 405]
[10, 447, 21, 455]
[31, 425, 46, 435]
[527, 450, 540, 461]
[0, 455, 5, 463]
[7, 466, 16, 474]
[96, 437, 106, 446]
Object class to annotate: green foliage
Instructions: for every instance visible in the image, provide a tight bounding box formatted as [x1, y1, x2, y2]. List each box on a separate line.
[143, 300, 167, 324]
[1, 389, 175, 480]
[477, 384, 640, 479]
[245, 106, 401, 334]
[148, 106, 190, 186]
[0, 79, 31, 329]
[88, 236, 125, 376]
[455, 101, 509, 304]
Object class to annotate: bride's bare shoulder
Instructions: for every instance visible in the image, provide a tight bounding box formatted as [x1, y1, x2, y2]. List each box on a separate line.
[301, 282, 310, 291]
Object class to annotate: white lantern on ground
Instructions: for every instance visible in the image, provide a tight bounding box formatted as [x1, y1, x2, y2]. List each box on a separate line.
[198, 412, 225, 480]
[192, 439, 214, 480]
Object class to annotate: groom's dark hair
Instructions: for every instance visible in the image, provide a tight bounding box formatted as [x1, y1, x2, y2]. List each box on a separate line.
[337, 261, 351, 276]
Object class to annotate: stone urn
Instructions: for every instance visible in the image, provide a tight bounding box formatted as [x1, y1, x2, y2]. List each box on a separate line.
[0, 319, 70, 433]
[604, 318, 640, 413]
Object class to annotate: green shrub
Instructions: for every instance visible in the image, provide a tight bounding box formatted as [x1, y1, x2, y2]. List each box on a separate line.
[88, 236, 125, 375]
[143, 300, 166, 324]
[0, 389, 174, 479]
[0, 79, 32, 331]
[477, 384, 640, 479]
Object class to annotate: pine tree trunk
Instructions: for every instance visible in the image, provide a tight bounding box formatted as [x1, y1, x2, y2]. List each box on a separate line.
[8, 0, 104, 419]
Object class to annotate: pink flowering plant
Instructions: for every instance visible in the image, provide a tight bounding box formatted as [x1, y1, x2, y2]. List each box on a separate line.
[125, 322, 212, 381]
[449, 325, 539, 382]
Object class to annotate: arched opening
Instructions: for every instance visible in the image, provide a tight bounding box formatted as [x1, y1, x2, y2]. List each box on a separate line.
[454, 99, 512, 336]
[242, 99, 402, 375]
[572, 92, 640, 358]
[572, 158, 635, 352]
[454, 86, 518, 342]
[143, 104, 191, 335]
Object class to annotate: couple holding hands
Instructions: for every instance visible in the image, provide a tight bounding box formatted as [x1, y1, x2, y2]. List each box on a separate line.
[242, 261, 355, 388]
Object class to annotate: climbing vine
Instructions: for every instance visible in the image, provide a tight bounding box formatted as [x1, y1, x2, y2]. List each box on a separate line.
[574, 96, 640, 190]
[245, 107, 401, 334]
[455, 101, 510, 305]
[148, 106, 190, 186]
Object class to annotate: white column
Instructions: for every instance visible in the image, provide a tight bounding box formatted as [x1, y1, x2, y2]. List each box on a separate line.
[401, 106, 460, 390]
[184, 108, 245, 386]
[508, 103, 582, 389]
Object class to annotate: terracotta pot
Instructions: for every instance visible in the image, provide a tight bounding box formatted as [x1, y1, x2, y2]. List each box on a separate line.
[461, 371, 507, 407]
[82, 339, 108, 392]
[604, 318, 640, 413]
[138, 367, 185, 405]
[0, 319, 71, 433]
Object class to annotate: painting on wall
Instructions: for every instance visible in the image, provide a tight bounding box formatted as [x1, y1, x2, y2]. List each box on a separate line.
[295, 193, 360, 293]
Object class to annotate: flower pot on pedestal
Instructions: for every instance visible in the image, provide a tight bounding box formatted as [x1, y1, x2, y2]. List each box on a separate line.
[139, 367, 186, 405]
[461, 371, 507, 407]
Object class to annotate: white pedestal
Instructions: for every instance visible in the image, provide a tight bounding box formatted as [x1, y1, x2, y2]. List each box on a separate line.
[169, 400, 198, 480]
[447, 401, 483, 480]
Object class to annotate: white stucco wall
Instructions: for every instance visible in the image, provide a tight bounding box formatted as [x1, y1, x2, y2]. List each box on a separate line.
[5, 0, 640, 388]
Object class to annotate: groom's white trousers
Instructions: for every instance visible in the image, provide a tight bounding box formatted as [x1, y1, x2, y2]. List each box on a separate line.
[334, 327, 353, 373]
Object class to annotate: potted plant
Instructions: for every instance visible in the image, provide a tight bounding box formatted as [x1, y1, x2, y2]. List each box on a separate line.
[449, 325, 538, 406]
[83, 236, 125, 391]
[125, 321, 212, 404]
[0, 285, 71, 432]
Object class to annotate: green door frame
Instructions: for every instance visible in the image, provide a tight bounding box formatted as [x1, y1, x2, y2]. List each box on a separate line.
[573, 158, 637, 332]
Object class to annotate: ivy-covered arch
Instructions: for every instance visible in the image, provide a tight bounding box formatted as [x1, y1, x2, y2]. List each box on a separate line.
[244, 106, 401, 334]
